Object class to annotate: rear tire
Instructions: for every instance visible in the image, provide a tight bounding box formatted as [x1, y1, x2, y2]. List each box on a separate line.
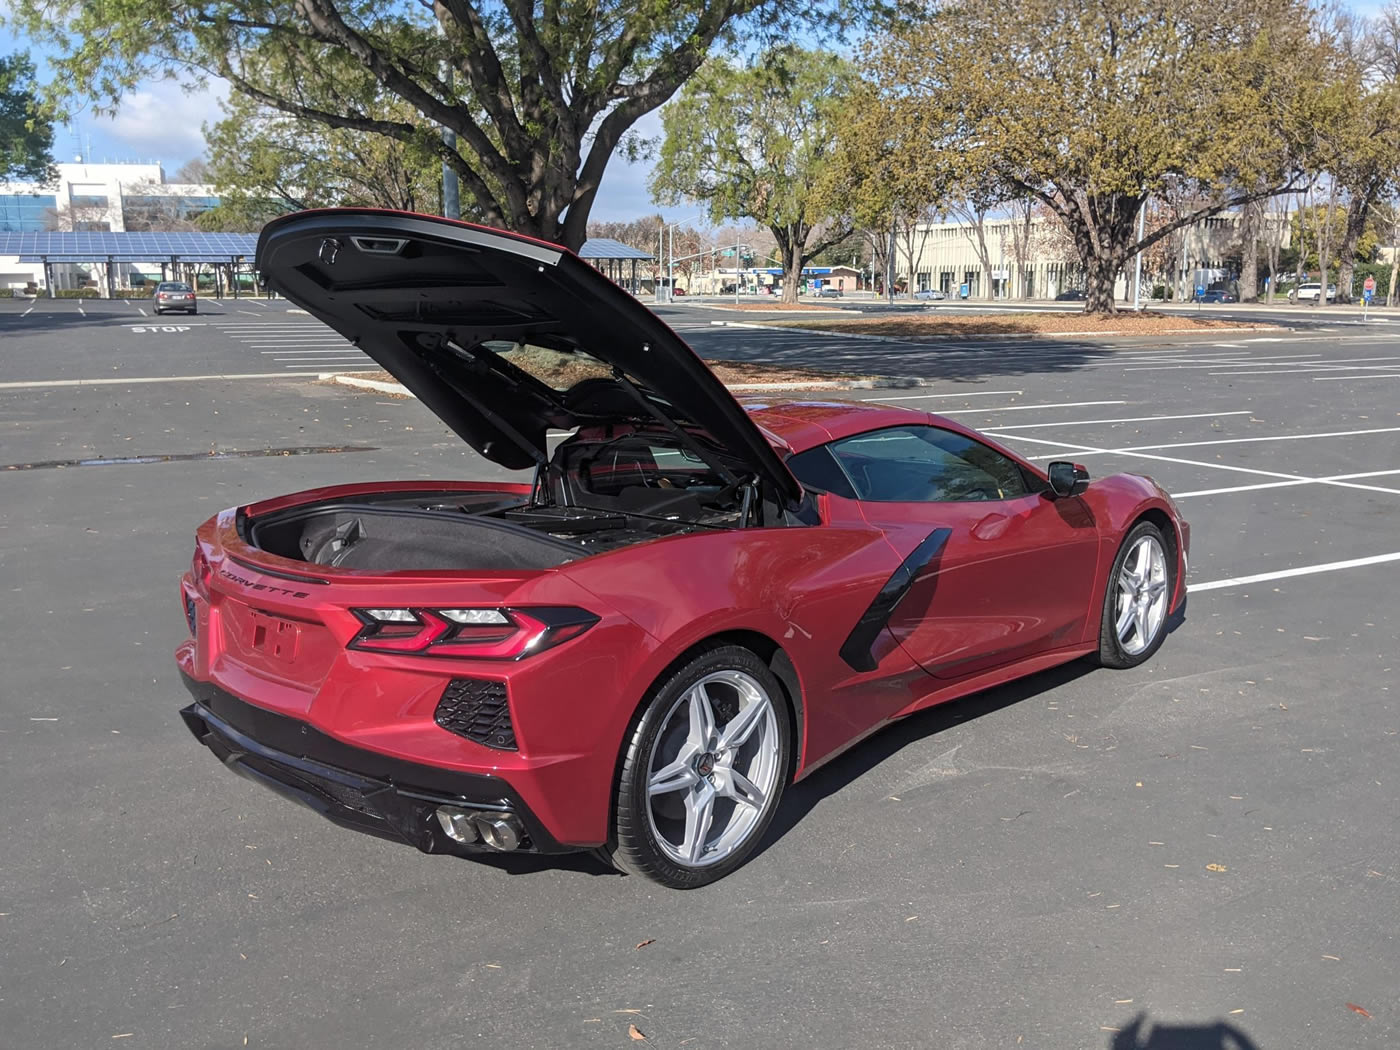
[1096, 521, 1174, 669]
[605, 645, 791, 888]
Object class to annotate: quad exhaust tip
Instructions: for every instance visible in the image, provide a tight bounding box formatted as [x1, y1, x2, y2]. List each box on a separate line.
[435, 805, 524, 851]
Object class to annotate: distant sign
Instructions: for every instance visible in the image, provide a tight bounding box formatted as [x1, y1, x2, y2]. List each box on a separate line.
[959, 283, 969, 298]
[1364, 275, 1377, 293]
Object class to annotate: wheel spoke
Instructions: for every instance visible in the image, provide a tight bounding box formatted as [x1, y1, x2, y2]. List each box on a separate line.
[1116, 600, 1136, 640]
[681, 783, 716, 864]
[721, 768, 766, 811]
[1134, 604, 1152, 644]
[718, 697, 768, 751]
[648, 755, 698, 797]
[687, 685, 716, 749]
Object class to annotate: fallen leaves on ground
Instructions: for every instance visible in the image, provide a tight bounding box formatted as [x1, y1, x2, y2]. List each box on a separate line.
[765, 311, 1282, 338]
[634, 939, 655, 950]
[1347, 1003, 1372, 1019]
[1206, 863, 1228, 872]
[628, 1023, 648, 1040]
[349, 357, 871, 390]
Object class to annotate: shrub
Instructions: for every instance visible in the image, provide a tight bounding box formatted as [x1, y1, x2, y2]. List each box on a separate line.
[55, 288, 103, 298]
[0, 288, 15, 298]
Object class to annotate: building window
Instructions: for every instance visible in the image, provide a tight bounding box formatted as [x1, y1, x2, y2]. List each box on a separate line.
[70, 194, 109, 209]
[0, 193, 57, 231]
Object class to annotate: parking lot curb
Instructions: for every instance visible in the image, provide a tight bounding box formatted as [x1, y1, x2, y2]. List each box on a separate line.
[323, 373, 936, 397]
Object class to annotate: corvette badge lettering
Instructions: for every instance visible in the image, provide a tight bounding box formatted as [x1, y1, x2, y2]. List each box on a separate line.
[218, 567, 310, 599]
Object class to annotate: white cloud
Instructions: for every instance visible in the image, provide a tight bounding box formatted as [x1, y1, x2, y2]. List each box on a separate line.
[78, 78, 229, 165]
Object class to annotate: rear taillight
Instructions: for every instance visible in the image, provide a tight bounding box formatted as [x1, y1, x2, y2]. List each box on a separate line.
[349, 607, 597, 660]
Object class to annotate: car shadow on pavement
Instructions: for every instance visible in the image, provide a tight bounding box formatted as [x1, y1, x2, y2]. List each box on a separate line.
[465, 604, 1191, 881]
[754, 655, 1102, 859]
[1108, 1013, 1261, 1049]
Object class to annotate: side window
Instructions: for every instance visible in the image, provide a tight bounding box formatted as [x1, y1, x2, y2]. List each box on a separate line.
[828, 425, 1030, 503]
[787, 445, 858, 499]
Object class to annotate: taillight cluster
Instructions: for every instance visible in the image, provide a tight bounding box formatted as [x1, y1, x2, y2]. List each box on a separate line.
[349, 607, 597, 660]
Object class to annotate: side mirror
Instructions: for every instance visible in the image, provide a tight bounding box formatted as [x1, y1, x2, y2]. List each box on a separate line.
[1047, 461, 1090, 498]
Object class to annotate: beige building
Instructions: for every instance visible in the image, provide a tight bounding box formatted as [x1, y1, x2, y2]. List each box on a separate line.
[901, 209, 1283, 301]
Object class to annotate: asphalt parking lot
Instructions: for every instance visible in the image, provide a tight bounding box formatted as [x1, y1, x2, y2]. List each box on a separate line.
[2, 296, 1398, 1049]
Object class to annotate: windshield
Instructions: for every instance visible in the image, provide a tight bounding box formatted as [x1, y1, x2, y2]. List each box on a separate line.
[158, 282, 191, 292]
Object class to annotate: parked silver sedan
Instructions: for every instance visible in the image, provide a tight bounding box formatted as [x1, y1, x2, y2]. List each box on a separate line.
[153, 281, 198, 315]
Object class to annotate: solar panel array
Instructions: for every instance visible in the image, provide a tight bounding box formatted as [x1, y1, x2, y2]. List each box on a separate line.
[0, 231, 258, 263]
[577, 237, 654, 260]
[0, 230, 653, 263]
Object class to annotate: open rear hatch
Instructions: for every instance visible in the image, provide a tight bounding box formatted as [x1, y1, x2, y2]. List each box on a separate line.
[254, 208, 801, 507]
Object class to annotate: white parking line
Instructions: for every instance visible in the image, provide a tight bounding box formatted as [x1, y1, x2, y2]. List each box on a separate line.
[936, 400, 1127, 414]
[0, 372, 344, 389]
[1313, 373, 1400, 381]
[873, 390, 1024, 401]
[996, 432, 1400, 496]
[985, 410, 1250, 432]
[1035, 425, 1400, 457]
[257, 348, 358, 354]
[1173, 468, 1400, 498]
[22, 304, 33, 316]
[1122, 355, 1325, 371]
[137, 308, 147, 316]
[1190, 551, 1400, 592]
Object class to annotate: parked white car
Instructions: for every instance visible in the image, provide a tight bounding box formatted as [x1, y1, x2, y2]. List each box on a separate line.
[1289, 282, 1336, 303]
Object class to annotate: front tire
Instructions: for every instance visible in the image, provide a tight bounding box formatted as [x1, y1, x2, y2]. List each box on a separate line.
[607, 645, 792, 888]
[1096, 521, 1174, 669]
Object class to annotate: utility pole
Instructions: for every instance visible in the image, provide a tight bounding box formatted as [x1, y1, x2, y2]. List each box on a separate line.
[1132, 198, 1146, 311]
[438, 23, 459, 220]
[887, 221, 897, 303]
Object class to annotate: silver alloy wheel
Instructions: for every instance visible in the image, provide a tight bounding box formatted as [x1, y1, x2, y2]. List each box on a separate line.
[644, 669, 782, 868]
[1114, 533, 1169, 656]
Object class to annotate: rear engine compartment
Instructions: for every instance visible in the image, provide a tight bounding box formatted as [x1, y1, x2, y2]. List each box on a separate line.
[244, 428, 790, 571]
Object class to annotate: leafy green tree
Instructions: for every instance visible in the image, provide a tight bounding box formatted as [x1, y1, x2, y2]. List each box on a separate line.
[199, 91, 443, 231]
[12, 0, 853, 250]
[651, 47, 857, 303]
[863, 0, 1349, 313]
[0, 53, 55, 184]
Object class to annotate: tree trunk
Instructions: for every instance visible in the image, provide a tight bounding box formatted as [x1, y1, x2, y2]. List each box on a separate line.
[1335, 192, 1370, 304]
[1315, 181, 1338, 308]
[1389, 212, 1400, 307]
[1084, 254, 1121, 313]
[774, 225, 804, 304]
[1239, 201, 1259, 302]
[1293, 187, 1310, 297]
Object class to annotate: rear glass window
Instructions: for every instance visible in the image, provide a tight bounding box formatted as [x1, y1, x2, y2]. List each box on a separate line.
[157, 282, 191, 291]
[476, 340, 612, 390]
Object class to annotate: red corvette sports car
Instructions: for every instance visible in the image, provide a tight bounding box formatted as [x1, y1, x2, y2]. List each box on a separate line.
[177, 210, 1189, 888]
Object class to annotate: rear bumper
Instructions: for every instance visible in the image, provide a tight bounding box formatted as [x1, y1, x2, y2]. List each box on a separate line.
[178, 672, 574, 854]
